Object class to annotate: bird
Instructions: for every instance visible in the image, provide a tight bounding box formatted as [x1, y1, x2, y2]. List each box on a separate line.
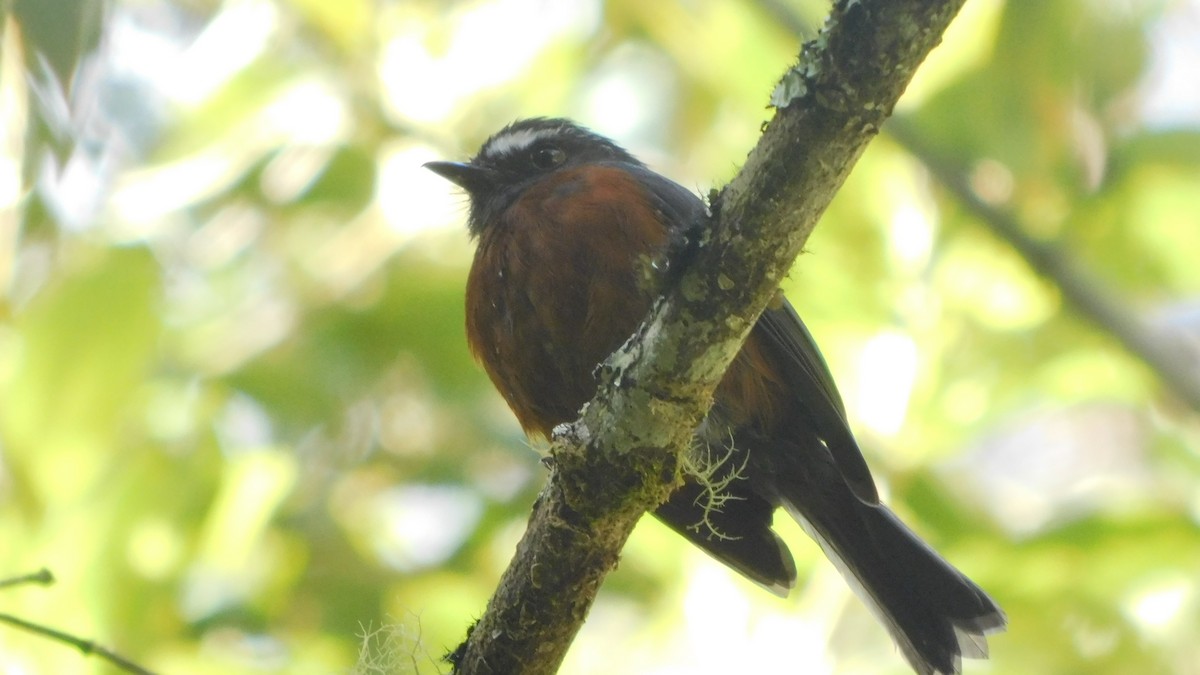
[425, 117, 1006, 675]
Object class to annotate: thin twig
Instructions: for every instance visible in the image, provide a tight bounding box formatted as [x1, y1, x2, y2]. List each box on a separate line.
[0, 569, 55, 590]
[0, 569, 158, 674]
[887, 117, 1200, 413]
[0, 612, 158, 674]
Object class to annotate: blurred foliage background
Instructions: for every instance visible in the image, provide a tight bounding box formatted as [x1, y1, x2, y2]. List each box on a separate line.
[1, 0, 1199, 673]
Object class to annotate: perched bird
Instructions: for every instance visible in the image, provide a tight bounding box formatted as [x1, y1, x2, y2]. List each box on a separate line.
[426, 117, 1005, 674]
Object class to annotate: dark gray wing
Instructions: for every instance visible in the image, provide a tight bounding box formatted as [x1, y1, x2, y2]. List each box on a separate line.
[619, 164, 708, 268]
[756, 297, 880, 504]
[619, 161, 878, 503]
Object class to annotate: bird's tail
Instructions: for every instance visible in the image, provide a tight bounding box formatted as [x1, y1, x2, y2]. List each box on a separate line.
[777, 478, 1006, 675]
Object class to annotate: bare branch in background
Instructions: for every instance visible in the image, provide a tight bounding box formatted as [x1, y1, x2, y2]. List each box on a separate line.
[888, 117, 1200, 414]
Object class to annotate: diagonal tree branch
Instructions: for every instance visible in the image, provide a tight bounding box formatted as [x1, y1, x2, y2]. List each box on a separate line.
[887, 118, 1200, 413]
[451, 1, 968, 673]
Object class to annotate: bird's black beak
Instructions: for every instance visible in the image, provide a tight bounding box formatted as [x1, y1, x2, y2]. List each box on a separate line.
[424, 161, 496, 195]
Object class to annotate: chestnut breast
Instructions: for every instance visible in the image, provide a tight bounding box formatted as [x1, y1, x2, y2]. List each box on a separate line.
[465, 163, 786, 440]
[465, 164, 670, 437]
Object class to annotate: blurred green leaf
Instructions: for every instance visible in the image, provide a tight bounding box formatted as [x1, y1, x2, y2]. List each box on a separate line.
[294, 144, 377, 214]
[12, 0, 102, 90]
[2, 246, 161, 500]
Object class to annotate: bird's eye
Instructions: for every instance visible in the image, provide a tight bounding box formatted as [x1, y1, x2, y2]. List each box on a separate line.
[531, 146, 566, 169]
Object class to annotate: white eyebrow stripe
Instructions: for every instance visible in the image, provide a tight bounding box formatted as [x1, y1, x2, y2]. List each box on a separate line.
[483, 127, 560, 158]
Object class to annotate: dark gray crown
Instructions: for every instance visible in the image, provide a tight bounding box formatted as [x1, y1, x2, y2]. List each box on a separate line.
[473, 117, 641, 168]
